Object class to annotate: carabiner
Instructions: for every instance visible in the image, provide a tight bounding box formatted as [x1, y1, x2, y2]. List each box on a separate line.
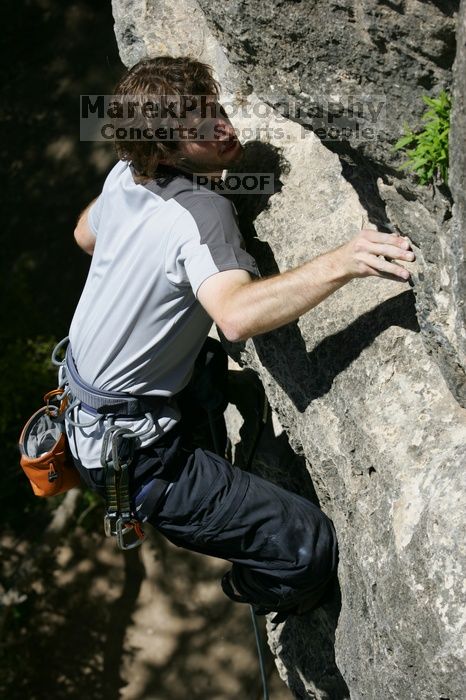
[104, 512, 118, 537]
[51, 336, 70, 367]
[100, 426, 126, 469]
[116, 518, 145, 550]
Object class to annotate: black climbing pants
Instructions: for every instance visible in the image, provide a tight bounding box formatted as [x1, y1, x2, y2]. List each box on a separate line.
[74, 339, 339, 618]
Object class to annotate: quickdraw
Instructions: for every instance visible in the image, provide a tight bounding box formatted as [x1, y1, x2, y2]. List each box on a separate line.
[100, 426, 145, 551]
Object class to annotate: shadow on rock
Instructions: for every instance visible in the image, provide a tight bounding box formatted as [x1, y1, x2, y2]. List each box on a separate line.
[253, 289, 419, 413]
[271, 588, 350, 700]
[222, 140, 421, 698]
[226, 367, 349, 699]
[228, 140, 420, 413]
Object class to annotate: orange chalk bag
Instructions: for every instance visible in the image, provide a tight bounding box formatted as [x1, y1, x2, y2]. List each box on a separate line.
[18, 389, 81, 497]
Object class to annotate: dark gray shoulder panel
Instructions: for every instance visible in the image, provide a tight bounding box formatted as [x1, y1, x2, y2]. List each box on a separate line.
[137, 168, 260, 279]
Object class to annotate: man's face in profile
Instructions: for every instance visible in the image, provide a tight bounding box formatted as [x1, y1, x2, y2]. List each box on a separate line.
[175, 97, 244, 173]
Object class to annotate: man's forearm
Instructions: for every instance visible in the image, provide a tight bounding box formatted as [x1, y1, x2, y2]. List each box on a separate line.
[226, 245, 350, 341]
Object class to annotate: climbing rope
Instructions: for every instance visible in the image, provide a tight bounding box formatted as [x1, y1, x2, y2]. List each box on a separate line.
[250, 604, 270, 700]
[245, 391, 270, 700]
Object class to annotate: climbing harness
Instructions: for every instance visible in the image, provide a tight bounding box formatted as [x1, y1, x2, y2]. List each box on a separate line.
[51, 336, 164, 551]
[50, 336, 271, 698]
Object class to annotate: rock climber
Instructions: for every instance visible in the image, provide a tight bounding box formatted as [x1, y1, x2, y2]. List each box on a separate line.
[68, 55, 415, 619]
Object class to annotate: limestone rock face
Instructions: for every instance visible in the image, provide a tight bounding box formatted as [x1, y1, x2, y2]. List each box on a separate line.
[448, 0, 466, 385]
[195, 0, 457, 165]
[112, 1, 466, 697]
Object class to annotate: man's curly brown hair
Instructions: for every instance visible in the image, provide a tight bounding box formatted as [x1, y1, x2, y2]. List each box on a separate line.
[113, 55, 220, 179]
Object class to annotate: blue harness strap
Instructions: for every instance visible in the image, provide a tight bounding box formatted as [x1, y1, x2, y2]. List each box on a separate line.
[64, 344, 164, 417]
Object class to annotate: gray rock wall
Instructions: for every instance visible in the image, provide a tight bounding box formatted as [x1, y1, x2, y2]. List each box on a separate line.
[195, 0, 457, 165]
[111, 1, 466, 697]
[449, 0, 466, 382]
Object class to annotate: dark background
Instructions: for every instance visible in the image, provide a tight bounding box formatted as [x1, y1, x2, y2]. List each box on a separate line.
[1, 0, 123, 529]
[0, 6, 293, 699]
[0, 0, 123, 690]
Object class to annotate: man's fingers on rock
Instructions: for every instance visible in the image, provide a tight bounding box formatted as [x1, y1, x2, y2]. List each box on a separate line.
[371, 243, 415, 260]
[374, 256, 410, 280]
[359, 251, 408, 280]
[361, 229, 392, 243]
[364, 230, 412, 249]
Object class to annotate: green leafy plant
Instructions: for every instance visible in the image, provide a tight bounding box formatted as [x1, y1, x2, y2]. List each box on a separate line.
[393, 90, 451, 186]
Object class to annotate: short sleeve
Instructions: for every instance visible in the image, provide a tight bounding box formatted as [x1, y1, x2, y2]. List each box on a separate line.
[166, 194, 260, 297]
[87, 194, 103, 236]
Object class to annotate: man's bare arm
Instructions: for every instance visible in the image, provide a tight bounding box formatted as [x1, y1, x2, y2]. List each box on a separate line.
[74, 199, 97, 255]
[197, 229, 416, 342]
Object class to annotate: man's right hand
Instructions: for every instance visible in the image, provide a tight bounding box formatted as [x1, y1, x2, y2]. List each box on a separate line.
[337, 228, 416, 282]
[197, 227, 416, 343]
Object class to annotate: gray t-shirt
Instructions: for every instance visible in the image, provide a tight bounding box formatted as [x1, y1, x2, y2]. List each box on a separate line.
[66, 159, 259, 468]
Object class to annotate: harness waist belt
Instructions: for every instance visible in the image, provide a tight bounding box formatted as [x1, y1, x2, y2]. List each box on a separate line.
[64, 345, 166, 417]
